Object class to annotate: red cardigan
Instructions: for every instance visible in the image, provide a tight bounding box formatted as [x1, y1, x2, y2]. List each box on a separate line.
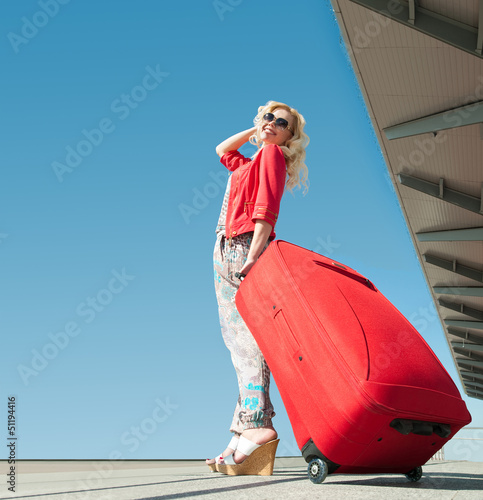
[220, 144, 287, 241]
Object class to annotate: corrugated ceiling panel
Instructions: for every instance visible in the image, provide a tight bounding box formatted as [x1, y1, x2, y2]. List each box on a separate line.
[397, 196, 483, 229]
[385, 132, 483, 185]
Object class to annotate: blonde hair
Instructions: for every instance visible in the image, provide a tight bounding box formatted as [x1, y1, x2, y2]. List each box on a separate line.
[250, 101, 310, 194]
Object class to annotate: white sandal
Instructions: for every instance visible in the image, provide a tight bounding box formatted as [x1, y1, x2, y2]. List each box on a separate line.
[217, 435, 279, 476]
[206, 435, 239, 472]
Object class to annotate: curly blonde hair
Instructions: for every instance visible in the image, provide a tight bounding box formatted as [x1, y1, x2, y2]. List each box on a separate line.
[250, 100, 309, 194]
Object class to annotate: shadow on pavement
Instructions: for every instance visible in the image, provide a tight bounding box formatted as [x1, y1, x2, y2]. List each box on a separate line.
[135, 476, 310, 500]
[326, 471, 483, 490]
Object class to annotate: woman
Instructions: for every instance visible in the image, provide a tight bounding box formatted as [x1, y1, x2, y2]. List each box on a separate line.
[207, 101, 309, 476]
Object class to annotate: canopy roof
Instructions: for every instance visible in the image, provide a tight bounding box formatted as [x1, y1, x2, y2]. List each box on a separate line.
[331, 0, 483, 400]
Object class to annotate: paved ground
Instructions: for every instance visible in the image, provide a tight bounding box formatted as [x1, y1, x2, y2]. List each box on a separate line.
[1, 458, 482, 500]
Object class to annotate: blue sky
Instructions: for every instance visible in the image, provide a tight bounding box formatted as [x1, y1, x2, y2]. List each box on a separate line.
[2, 0, 481, 463]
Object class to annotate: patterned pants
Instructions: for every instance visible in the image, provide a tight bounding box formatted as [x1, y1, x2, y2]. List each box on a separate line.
[213, 231, 275, 434]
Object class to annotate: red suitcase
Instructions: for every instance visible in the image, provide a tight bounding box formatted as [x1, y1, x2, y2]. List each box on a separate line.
[235, 240, 472, 483]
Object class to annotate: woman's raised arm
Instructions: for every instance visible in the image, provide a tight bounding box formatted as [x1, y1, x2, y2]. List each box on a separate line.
[215, 126, 256, 157]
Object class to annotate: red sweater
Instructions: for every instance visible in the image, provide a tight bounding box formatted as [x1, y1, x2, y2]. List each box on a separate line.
[220, 144, 287, 241]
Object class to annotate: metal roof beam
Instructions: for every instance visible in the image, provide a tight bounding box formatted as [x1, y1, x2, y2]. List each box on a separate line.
[385, 102, 483, 139]
[466, 387, 483, 398]
[441, 301, 483, 320]
[466, 390, 483, 399]
[446, 320, 483, 330]
[454, 352, 483, 367]
[452, 342, 483, 352]
[408, 0, 416, 25]
[466, 380, 483, 390]
[449, 327, 483, 343]
[467, 390, 483, 400]
[461, 370, 483, 382]
[398, 174, 483, 215]
[349, 0, 481, 59]
[478, 0, 483, 54]
[457, 358, 483, 371]
[416, 227, 483, 242]
[424, 254, 483, 282]
[454, 347, 483, 358]
[464, 390, 483, 398]
[434, 287, 483, 297]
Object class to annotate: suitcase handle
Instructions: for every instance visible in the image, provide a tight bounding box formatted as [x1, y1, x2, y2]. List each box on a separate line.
[235, 272, 246, 281]
[313, 260, 375, 290]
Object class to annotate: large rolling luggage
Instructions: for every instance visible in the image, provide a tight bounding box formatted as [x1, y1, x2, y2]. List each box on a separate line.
[235, 240, 472, 483]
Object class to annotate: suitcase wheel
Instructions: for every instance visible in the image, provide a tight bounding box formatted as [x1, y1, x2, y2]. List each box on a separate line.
[405, 466, 423, 482]
[307, 458, 328, 484]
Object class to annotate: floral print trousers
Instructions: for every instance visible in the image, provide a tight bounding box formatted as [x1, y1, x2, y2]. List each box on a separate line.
[213, 231, 275, 434]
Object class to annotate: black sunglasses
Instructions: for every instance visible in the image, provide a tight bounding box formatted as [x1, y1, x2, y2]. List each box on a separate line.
[263, 113, 294, 135]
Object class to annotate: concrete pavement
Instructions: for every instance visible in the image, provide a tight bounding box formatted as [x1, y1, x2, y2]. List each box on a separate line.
[1, 458, 482, 499]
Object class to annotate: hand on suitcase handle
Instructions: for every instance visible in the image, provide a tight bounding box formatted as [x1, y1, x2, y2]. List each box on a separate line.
[235, 272, 246, 281]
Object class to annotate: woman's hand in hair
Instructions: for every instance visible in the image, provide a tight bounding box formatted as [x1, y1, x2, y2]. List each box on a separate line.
[215, 127, 256, 157]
